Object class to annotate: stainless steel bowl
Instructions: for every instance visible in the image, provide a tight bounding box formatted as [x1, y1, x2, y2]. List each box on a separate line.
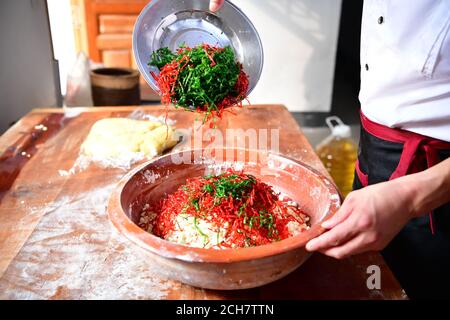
[133, 0, 264, 96]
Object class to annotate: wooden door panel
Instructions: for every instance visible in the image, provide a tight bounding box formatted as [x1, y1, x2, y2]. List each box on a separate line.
[73, 0, 159, 101]
[102, 50, 131, 68]
[97, 33, 132, 50]
[80, 0, 147, 62]
[99, 14, 137, 34]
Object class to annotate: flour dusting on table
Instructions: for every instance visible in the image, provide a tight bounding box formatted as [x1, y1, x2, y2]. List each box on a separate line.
[0, 182, 172, 300]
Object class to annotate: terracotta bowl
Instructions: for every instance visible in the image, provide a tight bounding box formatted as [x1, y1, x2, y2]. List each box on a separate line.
[108, 148, 341, 290]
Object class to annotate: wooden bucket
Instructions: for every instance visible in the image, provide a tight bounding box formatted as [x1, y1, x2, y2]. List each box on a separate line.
[90, 68, 140, 106]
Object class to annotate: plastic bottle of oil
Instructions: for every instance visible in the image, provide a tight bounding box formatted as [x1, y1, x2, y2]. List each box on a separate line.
[316, 116, 358, 197]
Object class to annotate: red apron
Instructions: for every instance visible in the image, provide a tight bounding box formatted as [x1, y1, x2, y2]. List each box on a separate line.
[355, 111, 450, 234]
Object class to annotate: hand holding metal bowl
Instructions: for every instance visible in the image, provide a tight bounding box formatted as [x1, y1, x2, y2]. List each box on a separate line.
[132, 0, 264, 106]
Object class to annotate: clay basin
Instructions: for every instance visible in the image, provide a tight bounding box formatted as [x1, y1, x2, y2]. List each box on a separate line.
[107, 148, 341, 290]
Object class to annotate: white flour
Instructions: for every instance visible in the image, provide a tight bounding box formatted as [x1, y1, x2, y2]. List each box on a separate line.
[0, 182, 172, 300]
[198, 160, 247, 176]
[142, 170, 161, 184]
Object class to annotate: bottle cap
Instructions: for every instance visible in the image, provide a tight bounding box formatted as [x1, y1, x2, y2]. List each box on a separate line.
[326, 116, 351, 138]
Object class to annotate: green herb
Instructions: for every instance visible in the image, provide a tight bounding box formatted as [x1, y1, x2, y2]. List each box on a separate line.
[194, 217, 208, 240]
[177, 46, 239, 113]
[203, 183, 214, 194]
[149, 47, 176, 70]
[249, 216, 256, 229]
[237, 203, 247, 216]
[191, 198, 200, 212]
[211, 173, 256, 199]
[148, 44, 247, 121]
[250, 209, 275, 235]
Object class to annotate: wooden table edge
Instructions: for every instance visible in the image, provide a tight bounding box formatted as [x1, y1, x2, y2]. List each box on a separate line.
[0, 105, 406, 299]
[29, 104, 288, 114]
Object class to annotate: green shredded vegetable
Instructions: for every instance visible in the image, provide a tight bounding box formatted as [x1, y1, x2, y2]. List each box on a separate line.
[149, 44, 243, 117]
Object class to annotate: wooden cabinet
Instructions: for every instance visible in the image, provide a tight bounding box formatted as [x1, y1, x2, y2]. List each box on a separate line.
[71, 0, 159, 101]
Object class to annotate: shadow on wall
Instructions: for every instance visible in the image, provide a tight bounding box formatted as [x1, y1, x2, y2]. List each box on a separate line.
[330, 0, 363, 125]
[0, 0, 61, 134]
[265, 0, 339, 110]
[238, 0, 341, 112]
[259, 0, 335, 43]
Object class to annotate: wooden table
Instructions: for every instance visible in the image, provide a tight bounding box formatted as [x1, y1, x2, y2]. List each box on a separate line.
[0, 105, 406, 299]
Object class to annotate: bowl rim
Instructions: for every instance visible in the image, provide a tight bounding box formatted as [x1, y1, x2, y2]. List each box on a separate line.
[107, 148, 341, 263]
[132, 0, 264, 96]
[90, 67, 140, 79]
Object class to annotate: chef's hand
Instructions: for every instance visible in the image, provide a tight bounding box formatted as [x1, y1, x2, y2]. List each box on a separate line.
[305, 179, 416, 259]
[210, 0, 225, 12]
[306, 157, 450, 259]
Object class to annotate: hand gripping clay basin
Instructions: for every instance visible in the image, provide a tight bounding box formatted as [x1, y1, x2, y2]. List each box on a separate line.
[108, 148, 341, 290]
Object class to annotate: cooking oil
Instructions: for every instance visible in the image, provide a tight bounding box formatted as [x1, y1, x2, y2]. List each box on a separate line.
[316, 116, 358, 197]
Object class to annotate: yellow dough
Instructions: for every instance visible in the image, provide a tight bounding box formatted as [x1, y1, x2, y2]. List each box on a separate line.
[140, 125, 178, 157]
[81, 118, 177, 159]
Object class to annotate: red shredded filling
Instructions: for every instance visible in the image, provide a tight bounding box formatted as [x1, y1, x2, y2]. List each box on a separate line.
[150, 44, 249, 123]
[145, 169, 310, 248]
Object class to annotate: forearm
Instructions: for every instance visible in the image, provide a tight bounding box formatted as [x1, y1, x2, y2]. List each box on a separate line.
[401, 157, 450, 217]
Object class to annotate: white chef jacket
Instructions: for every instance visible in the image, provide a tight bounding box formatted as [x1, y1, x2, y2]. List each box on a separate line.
[359, 0, 450, 142]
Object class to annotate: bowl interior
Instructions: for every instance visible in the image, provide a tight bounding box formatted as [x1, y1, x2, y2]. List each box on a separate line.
[133, 0, 263, 95]
[119, 149, 340, 256]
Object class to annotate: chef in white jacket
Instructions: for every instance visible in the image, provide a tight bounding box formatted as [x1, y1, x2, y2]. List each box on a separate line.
[211, 0, 450, 299]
